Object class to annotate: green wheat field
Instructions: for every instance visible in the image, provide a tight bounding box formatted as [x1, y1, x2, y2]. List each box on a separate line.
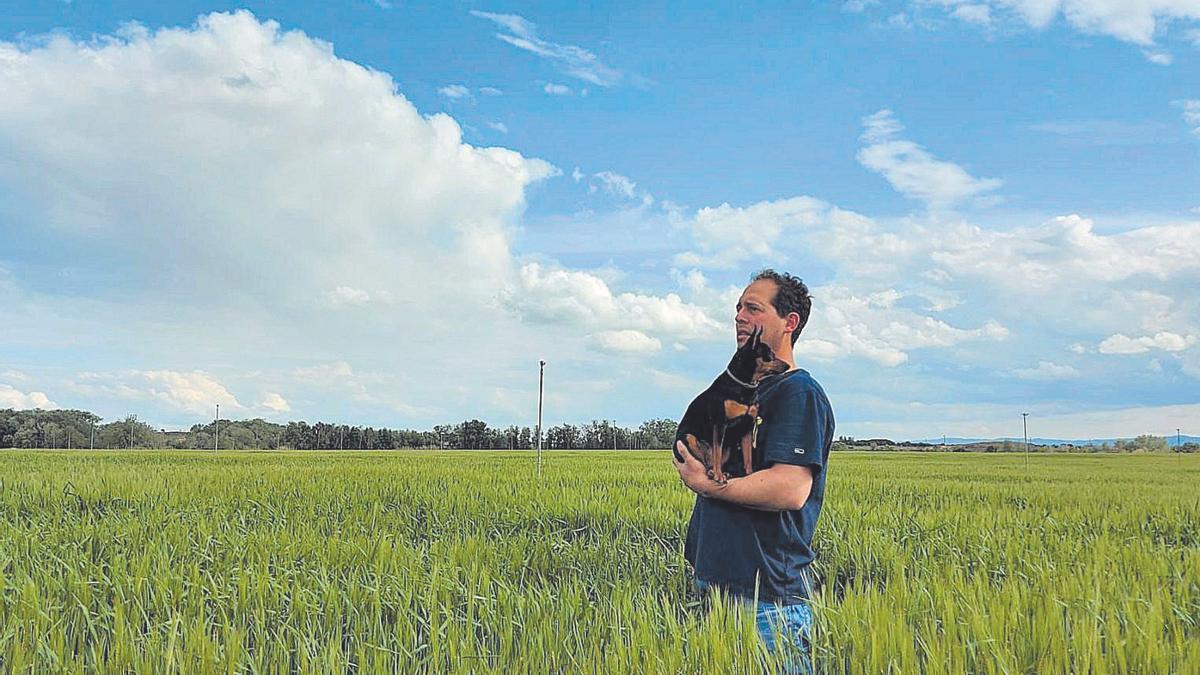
[0, 450, 1197, 673]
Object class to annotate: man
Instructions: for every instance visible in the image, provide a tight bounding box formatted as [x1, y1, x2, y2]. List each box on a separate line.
[673, 269, 834, 674]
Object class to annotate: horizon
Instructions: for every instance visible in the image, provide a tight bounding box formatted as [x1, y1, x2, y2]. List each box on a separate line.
[5, 405, 1196, 446]
[1, 2, 1198, 440]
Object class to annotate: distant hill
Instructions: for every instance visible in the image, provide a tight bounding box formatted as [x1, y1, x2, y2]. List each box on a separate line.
[913, 435, 1199, 447]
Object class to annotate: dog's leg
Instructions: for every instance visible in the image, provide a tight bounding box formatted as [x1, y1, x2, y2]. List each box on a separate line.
[744, 404, 759, 476]
[683, 433, 708, 467]
[711, 424, 726, 483]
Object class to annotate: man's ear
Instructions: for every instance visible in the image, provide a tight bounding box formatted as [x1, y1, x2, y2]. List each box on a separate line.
[785, 312, 801, 335]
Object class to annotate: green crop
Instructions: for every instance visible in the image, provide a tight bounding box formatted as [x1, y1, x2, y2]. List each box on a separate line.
[0, 450, 1195, 673]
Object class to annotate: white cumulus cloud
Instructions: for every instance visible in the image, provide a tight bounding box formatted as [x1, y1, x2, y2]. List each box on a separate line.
[666, 185, 1199, 374]
[438, 84, 471, 99]
[326, 286, 371, 307]
[952, 4, 994, 26]
[858, 109, 1002, 208]
[806, 210, 1200, 362]
[0, 10, 594, 427]
[590, 171, 638, 199]
[588, 170, 653, 205]
[501, 263, 725, 341]
[1098, 332, 1196, 354]
[929, 1, 1200, 50]
[928, 215, 1200, 293]
[74, 370, 240, 416]
[814, 285, 1008, 366]
[1012, 360, 1080, 379]
[589, 329, 663, 355]
[676, 196, 830, 269]
[1180, 100, 1200, 135]
[0, 10, 557, 315]
[843, 0, 881, 12]
[0, 384, 56, 410]
[324, 286, 394, 308]
[1143, 50, 1173, 64]
[795, 339, 843, 360]
[259, 391, 291, 413]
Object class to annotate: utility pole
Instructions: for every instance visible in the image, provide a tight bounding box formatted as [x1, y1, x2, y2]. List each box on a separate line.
[129, 414, 135, 450]
[537, 360, 545, 476]
[1021, 412, 1030, 470]
[215, 404, 220, 452]
[89, 421, 94, 450]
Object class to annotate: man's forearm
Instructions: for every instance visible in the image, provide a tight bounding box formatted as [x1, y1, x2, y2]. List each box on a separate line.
[700, 464, 813, 511]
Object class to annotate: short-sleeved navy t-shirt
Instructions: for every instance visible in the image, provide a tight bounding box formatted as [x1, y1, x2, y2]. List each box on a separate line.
[683, 368, 834, 604]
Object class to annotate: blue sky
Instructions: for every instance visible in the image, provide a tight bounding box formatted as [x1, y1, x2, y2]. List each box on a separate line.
[1, 1, 1198, 439]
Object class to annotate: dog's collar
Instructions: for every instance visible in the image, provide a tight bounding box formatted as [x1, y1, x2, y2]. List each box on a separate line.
[724, 367, 758, 388]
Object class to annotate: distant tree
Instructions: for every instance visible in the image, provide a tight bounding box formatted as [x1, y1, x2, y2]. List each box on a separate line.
[1131, 435, 1169, 452]
[92, 416, 158, 448]
[454, 419, 487, 449]
[546, 423, 581, 449]
[0, 412, 16, 447]
[0, 409, 102, 448]
[638, 419, 678, 449]
[432, 424, 455, 449]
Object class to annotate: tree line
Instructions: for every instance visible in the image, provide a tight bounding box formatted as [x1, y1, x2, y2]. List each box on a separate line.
[4, 408, 1192, 453]
[0, 408, 680, 450]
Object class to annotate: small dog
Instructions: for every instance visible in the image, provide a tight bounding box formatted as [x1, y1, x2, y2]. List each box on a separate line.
[675, 327, 790, 483]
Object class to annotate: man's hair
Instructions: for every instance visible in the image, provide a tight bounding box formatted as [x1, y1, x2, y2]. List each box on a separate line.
[752, 269, 811, 345]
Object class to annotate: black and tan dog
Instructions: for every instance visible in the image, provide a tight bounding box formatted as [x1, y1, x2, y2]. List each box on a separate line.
[674, 327, 790, 483]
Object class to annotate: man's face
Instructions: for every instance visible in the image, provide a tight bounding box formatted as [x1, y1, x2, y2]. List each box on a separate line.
[735, 279, 792, 350]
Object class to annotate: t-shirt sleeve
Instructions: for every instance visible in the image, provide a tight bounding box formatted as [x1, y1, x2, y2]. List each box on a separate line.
[760, 384, 830, 473]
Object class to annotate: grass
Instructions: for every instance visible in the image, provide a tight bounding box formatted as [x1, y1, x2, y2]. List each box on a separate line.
[0, 450, 1196, 673]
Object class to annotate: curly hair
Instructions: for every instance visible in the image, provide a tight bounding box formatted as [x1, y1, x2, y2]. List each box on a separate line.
[751, 269, 811, 345]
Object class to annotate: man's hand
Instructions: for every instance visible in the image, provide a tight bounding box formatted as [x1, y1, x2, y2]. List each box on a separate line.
[673, 441, 727, 498]
[674, 440, 814, 511]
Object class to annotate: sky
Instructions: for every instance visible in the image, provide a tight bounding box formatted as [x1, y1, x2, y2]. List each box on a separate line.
[1, 1, 1198, 440]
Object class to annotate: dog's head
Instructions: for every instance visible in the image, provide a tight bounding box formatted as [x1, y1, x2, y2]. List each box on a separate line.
[728, 327, 790, 385]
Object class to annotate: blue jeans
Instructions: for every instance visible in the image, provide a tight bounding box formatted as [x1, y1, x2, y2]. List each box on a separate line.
[695, 579, 814, 674]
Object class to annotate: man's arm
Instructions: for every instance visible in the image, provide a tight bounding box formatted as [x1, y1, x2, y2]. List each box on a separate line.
[673, 441, 813, 511]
